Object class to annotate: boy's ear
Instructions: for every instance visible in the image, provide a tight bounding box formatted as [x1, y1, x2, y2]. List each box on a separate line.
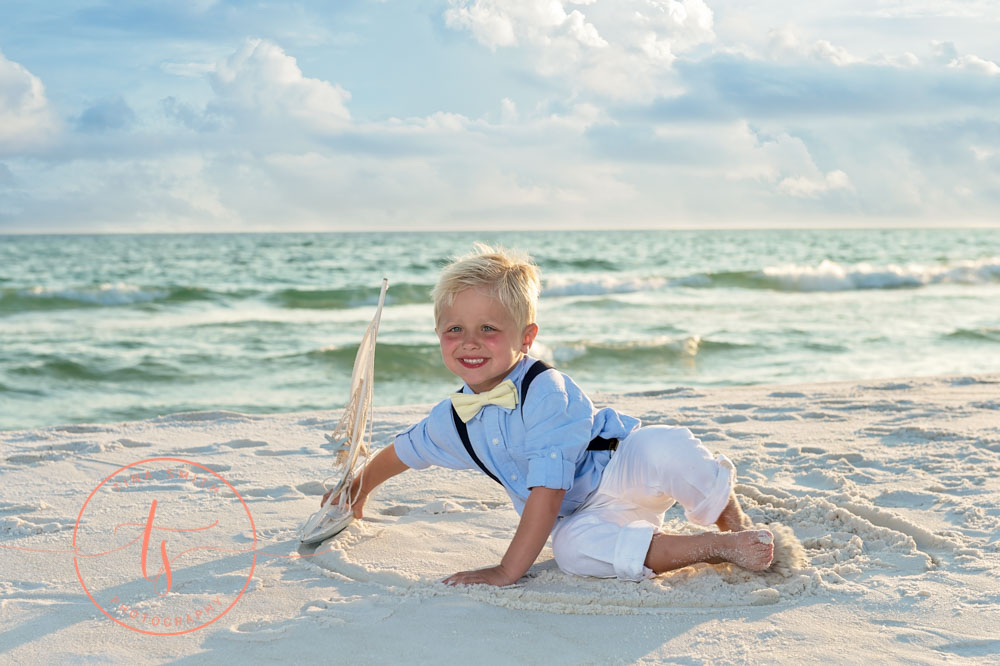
[521, 323, 539, 352]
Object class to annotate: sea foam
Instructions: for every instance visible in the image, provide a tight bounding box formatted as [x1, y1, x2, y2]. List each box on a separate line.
[759, 257, 1000, 292]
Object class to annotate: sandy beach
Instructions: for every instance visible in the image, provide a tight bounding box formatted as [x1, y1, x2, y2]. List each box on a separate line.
[2, 374, 999, 664]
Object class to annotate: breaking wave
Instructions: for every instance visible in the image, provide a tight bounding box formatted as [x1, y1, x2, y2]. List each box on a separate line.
[748, 258, 1000, 292]
[540, 257, 1000, 297]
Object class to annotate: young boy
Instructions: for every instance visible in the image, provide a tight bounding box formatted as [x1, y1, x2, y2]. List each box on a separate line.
[326, 244, 773, 586]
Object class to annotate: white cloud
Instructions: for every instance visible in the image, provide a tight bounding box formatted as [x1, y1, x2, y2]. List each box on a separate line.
[209, 38, 351, 132]
[769, 26, 915, 68]
[948, 54, 1000, 76]
[869, 52, 920, 68]
[3, 155, 237, 232]
[0, 50, 58, 152]
[420, 111, 471, 132]
[631, 0, 714, 52]
[5, 3, 1000, 232]
[778, 170, 852, 198]
[540, 102, 607, 131]
[811, 40, 860, 66]
[930, 40, 959, 64]
[564, 9, 607, 48]
[443, 1, 593, 50]
[766, 26, 800, 54]
[931, 40, 1000, 75]
[626, 124, 858, 219]
[444, 0, 715, 100]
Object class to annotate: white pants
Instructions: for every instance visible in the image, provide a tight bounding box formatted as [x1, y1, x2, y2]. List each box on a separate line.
[551, 426, 735, 581]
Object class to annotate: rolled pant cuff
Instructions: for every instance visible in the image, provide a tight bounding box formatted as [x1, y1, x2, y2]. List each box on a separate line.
[684, 454, 736, 526]
[612, 520, 656, 581]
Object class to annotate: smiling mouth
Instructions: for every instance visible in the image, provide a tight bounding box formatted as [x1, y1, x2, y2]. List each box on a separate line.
[458, 358, 487, 368]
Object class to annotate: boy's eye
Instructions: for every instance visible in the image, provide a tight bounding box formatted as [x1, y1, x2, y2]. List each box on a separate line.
[482, 325, 496, 332]
[447, 326, 462, 333]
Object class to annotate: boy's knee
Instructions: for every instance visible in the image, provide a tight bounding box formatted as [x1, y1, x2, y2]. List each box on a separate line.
[626, 425, 705, 464]
[623, 425, 735, 523]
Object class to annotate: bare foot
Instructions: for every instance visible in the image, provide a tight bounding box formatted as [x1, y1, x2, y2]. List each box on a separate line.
[645, 528, 775, 573]
[712, 530, 774, 571]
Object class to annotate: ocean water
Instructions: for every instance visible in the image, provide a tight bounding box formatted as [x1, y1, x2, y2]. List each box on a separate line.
[1, 229, 998, 430]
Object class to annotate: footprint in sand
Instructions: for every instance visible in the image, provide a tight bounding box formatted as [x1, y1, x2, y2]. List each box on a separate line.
[752, 413, 802, 422]
[254, 447, 315, 457]
[874, 490, 938, 509]
[117, 438, 153, 448]
[794, 469, 844, 491]
[5, 452, 64, 465]
[235, 484, 303, 499]
[52, 424, 107, 434]
[713, 414, 749, 424]
[295, 481, 328, 496]
[219, 439, 269, 449]
[799, 411, 847, 421]
[0, 501, 71, 537]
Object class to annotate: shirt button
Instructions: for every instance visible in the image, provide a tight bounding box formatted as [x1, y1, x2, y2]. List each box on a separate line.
[511, 474, 518, 481]
[492, 438, 499, 445]
[550, 452, 557, 459]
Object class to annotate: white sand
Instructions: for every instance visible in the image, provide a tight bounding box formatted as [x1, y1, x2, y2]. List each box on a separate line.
[2, 375, 999, 664]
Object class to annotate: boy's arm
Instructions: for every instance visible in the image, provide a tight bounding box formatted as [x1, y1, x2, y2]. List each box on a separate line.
[322, 443, 410, 518]
[443, 485, 566, 587]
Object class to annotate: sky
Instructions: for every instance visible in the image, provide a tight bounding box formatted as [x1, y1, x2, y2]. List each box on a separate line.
[1, 0, 999, 233]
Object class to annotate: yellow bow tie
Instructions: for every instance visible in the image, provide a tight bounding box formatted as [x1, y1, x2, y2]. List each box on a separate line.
[450, 379, 519, 423]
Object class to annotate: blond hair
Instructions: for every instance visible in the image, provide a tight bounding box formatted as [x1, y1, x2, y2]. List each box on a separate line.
[432, 243, 541, 330]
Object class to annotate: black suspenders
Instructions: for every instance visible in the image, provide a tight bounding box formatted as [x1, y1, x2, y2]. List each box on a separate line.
[449, 360, 618, 486]
[451, 409, 503, 485]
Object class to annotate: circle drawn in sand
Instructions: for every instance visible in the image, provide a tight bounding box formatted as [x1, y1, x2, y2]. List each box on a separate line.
[304, 482, 965, 615]
[302, 496, 786, 614]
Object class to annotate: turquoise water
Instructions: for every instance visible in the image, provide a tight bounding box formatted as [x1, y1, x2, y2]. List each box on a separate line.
[1, 229, 999, 430]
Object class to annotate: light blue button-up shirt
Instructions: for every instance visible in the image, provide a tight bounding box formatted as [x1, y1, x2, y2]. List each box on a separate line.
[393, 356, 640, 518]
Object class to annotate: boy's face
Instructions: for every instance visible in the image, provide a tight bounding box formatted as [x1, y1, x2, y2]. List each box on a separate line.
[436, 288, 538, 394]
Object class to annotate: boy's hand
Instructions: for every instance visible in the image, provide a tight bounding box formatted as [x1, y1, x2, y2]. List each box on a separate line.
[442, 565, 519, 588]
[316, 444, 409, 519]
[441, 487, 564, 588]
[320, 486, 367, 519]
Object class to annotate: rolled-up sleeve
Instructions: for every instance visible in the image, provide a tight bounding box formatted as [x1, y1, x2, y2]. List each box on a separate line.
[522, 374, 594, 491]
[393, 401, 473, 471]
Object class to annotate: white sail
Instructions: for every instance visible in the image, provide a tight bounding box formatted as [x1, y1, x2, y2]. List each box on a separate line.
[298, 278, 388, 545]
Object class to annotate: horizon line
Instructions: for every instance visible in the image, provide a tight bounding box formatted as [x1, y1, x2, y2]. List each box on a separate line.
[3, 224, 999, 237]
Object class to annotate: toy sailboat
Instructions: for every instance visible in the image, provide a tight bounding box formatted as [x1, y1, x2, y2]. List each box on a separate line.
[298, 278, 388, 545]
